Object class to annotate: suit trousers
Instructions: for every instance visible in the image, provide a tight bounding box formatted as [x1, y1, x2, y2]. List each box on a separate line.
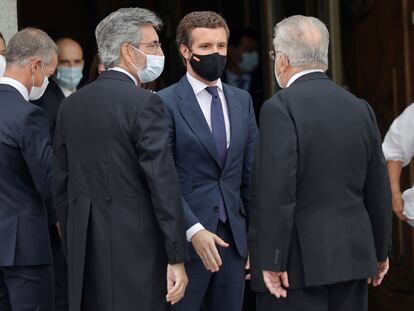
[0, 265, 54, 311]
[257, 279, 368, 311]
[50, 225, 68, 311]
[174, 221, 245, 311]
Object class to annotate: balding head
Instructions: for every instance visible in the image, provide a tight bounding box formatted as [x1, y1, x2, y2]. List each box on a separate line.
[273, 15, 329, 70]
[56, 37, 84, 68]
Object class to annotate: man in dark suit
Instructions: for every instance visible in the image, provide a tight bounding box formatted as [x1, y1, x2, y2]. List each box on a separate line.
[158, 11, 258, 311]
[249, 15, 392, 311]
[52, 8, 188, 311]
[0, 28, 58, 311]
[33, 38, 84, 135]
[33, 36, 84, 311]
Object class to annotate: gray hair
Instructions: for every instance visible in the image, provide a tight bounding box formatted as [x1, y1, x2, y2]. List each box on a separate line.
[95, 7, 163, 69]
[5, 28, 57, 66]
[273, 15, 329, 70]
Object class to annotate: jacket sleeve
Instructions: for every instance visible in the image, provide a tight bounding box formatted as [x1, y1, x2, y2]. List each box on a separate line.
[241, 94, 258, 224]
[20, 106, 53, 202]
[51, 101, 69, 254]
[255, 96, 298, 272]
[162, 101, 200, 230]
[134, 92, 187, 264]
[363, 101, 393, 261]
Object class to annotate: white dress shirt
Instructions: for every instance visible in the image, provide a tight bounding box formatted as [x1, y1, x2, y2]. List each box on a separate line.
[109, 67, 138, 85]
[0, 77, 29, 101]
[383, 103, 414, 167]
[286, 69, 324, 88]
[55, 79, 76, 97]
[185, 71, 231, 241]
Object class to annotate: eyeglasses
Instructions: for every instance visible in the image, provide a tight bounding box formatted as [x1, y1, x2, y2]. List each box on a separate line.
[268, 50, 283, 61]
[138, 41, 162, 53]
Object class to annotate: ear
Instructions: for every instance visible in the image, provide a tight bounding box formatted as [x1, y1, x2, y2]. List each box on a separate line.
[179, 43, 191, 62]
[120, 43, 134, 64]
[30, 59, 41, 73]
[279, 54, 289, 73]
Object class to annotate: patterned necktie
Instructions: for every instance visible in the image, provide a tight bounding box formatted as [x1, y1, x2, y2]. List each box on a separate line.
[206, 86, 228, 222]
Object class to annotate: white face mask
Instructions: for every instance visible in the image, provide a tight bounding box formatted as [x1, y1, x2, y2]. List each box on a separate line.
[29, 63, 49, 100]
[128, 45, 165, 83]
[0, 55, 6, 77]
[274, 54, 284, 89]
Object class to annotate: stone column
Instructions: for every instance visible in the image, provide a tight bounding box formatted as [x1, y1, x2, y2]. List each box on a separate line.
[0, 0, 18, 43]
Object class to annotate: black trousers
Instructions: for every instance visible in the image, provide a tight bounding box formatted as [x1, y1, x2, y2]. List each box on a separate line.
[257, 279, 368, 311]
[0, 265, 54, 311]
[50, 225, 68, 311]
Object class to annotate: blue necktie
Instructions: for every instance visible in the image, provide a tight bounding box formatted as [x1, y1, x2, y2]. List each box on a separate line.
[206, 86, 228, 223]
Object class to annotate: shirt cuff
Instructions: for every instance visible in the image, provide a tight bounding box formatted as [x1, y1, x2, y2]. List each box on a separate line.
[186, 223, 205, 242]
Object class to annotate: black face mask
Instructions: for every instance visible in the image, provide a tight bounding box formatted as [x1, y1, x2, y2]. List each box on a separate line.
[189, 51, 227, 82]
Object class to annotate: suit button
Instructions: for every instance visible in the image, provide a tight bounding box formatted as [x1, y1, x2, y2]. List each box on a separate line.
[105, 196, 112, 203]
[213, 206, 219, 213]
[71, 197, 77, 204]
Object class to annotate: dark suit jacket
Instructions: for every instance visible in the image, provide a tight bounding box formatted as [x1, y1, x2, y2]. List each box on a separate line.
[32, 77, 65, 225]
[158, 75, 258, 260]
[52, 70, 186, 311]
[0, 83, 53, 266]
[249, 72, 392, 291]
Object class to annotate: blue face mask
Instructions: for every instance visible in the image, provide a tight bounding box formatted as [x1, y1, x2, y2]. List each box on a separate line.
[56, 66, 83, 90]
[239, 51, 259, 73]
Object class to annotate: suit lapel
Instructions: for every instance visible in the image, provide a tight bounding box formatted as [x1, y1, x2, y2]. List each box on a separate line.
[176, 76, 222, 167]
[222, 84, 242, 172]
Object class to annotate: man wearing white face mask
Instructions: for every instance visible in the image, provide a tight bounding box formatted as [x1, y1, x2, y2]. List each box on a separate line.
[0, 27, 58, 311]
[52, 7, 187, 311]
[249, 16, 392, 311]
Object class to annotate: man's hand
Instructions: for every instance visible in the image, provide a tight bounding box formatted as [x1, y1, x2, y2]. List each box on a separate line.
[191, 229, 229, 272]
[392, 192, 407, 221]
[56, 222, 61, 238]
[263, 271, 289, 298]
[368, 258, 389, 287]
[166, 263, 188, 305]
[245, 256, 251, 280]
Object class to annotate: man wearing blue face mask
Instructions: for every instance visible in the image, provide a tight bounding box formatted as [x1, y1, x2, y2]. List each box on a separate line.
[33, 37, 84, 135]
[222, 28, 263, 120]
[32, 36, 84, 311]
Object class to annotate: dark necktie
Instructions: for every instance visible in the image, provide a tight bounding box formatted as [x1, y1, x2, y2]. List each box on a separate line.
[206, 86, 228, 222]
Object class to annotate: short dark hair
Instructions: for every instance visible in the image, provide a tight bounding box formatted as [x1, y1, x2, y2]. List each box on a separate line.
[176, 11, 229, 63]
[228, 27, 258, 47]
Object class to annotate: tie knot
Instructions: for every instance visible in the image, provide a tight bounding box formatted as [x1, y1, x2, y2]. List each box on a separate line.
[206, 86, 219, 98]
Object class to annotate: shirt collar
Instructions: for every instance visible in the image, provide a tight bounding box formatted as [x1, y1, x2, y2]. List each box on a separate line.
[54, 78, 75, 97]
[109, 67, 138, 86]
[287, 69, 324, 88]
[0, 77, 29, 101]
[186, 71, 223, 95]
